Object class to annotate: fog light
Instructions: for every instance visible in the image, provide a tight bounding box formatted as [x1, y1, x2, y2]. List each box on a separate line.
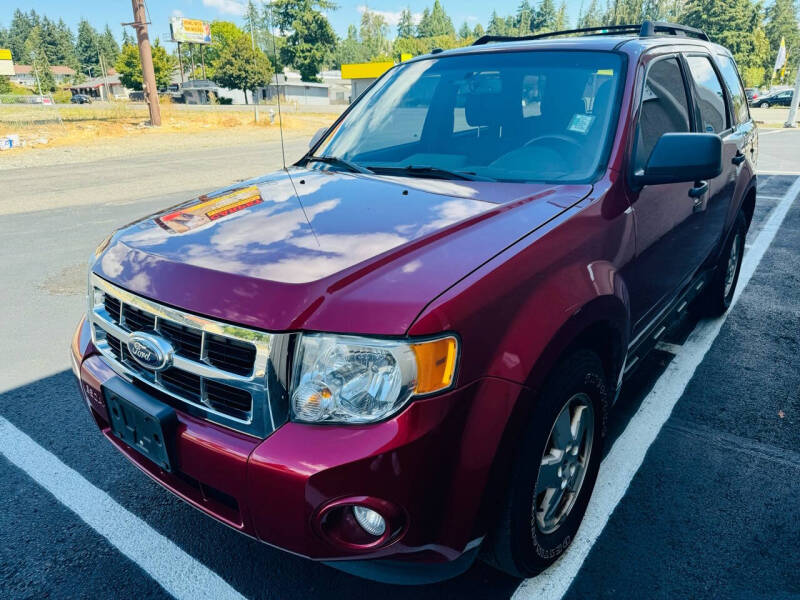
[352, 506, 386, 537]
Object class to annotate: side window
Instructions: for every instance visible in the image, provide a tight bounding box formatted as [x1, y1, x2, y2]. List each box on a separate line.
[635, 57, 691, 173]
[685, 55, 727, 133]
[717, 55, 749, 124]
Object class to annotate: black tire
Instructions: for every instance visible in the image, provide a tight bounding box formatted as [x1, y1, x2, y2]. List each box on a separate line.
[483, 349, 608, 578]
[759, 101, 769, 108]
[696, 211, 747, 317]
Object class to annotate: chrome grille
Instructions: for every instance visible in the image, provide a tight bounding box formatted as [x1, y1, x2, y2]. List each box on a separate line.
[89, 274, 275, 436]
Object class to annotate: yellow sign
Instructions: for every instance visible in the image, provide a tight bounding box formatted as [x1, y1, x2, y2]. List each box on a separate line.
[341, 61, 395, 80]
[0, 48, 13, 76]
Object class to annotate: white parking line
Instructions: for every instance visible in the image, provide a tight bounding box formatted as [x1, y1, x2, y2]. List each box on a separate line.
[0, 416, 247, 600]
[514, 175, 800, 600]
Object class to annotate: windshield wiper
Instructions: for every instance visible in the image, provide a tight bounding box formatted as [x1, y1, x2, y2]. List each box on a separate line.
[367, 165, 494, 181]
[305, 155, 373, 174]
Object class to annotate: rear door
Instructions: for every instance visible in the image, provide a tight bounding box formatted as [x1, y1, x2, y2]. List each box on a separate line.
[682, 53, 733, 262]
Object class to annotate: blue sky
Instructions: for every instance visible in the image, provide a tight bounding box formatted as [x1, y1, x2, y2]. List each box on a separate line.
[1, 0, 585, 43]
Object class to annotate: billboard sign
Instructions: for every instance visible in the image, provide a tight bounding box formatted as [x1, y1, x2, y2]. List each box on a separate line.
[170, 17, 212, 45]
[0, 48, 14, 76]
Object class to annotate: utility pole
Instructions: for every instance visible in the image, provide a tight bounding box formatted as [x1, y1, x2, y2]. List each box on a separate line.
[129, 0, 161, 126]
[785, 62, 800, 128]
[248, 9, 259, 122]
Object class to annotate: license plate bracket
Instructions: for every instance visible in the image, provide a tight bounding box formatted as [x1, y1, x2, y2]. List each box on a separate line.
[103, 380, 177, 472]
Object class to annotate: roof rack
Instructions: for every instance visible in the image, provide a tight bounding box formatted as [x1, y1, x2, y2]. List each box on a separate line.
[472, 20, 709, 46]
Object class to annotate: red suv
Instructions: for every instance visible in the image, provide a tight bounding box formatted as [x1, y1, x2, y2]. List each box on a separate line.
[71, 21, 757, 583]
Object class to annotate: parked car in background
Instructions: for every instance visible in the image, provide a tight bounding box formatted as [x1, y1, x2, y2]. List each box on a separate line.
[753, 89, 793, 108]
[745, 87, 759, 104]
[71, 21, 757, 584]
[70, 94, 92, 104]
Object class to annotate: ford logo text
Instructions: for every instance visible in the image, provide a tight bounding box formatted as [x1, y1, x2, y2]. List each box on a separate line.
[126, 332, 174, 371]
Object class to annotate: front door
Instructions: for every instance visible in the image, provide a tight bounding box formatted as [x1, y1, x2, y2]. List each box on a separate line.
[626, 55, 712, 332]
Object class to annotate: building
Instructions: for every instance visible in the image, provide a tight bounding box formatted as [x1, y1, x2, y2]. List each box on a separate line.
[68, 72, 128, 100]
[340, 58, 410, 101]
[258, 70, 350, 106]
[10, 64, 76, 87]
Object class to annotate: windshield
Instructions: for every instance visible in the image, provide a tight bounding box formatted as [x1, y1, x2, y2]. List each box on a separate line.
[315, 51, 623, 183]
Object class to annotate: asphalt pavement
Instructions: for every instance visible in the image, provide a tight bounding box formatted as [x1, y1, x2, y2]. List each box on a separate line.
[1, 129, 799, 599]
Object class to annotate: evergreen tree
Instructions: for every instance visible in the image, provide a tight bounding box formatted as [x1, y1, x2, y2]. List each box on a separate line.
[683, 0, 762, 71]
[24, 26, 56, 92]
[98, 25, 120, 66]
[360, 9, 391, 59]
[487, 11, 509, 35]
[273, 0, 337, 81]
[473, 23, 486, 37]
[122, 29, 135, 47]
[534, 0, 558, 32]
[458, 21, 473, 40]
[416, 1, 455, 37]
[76, 19, 100, 76]
[54, 19, 78, 69]
[397, 8, 416, 38]
[578, 0, 603, 27]
[554, 1, 569, 30]
[7, 9, 40, 64]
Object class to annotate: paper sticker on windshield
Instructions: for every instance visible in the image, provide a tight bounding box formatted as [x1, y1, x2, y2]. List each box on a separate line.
[567, 113, 595, 134]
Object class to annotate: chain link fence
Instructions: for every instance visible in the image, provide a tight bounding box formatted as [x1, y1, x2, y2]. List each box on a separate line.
[0, 94, 63, 127]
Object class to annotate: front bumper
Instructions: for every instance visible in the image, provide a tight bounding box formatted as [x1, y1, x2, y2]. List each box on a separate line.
[71, 316, 524, 579]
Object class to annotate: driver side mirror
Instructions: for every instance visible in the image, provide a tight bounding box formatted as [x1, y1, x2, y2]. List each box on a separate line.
[309, 127, 327, 149]
[635, 132, 722, 187]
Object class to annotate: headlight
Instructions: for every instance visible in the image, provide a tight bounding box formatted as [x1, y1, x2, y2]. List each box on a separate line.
[290, 333, 458, 424]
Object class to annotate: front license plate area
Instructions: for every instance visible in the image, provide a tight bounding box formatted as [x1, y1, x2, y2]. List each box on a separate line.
[104, 384, 176, 472]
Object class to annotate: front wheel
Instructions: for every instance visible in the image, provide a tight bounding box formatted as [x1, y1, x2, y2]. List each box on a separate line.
[759, 101, 770, 108]
[483, 350, 608, 578]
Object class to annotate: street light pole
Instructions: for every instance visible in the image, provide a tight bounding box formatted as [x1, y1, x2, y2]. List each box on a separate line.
[129, 0, 161, 126]
[249, 8, 259, 122]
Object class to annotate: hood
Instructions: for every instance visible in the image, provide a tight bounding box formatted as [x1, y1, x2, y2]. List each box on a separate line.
[94, 168, 591, 335]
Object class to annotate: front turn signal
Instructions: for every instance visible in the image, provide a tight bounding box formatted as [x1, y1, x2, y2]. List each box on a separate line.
[411, 336, 458, 395]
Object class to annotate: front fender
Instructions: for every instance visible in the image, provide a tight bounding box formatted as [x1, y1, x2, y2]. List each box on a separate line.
[408, 180, 634, 542]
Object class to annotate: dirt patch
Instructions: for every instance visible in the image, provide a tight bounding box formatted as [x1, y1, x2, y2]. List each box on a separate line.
[38, 263, 87, 296]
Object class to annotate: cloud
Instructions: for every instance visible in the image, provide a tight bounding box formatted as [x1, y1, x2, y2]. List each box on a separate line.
[171, 9, 184, 18]
[356, 5, 422, 27]
[202, 0, 247, 16]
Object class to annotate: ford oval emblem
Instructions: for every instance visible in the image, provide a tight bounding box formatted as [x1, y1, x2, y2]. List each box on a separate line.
[126, 332, 174, 371]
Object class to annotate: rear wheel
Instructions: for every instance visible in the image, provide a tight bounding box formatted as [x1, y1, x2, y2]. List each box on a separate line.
[483, 350, 608, 578]
[696, 210, 747, 317]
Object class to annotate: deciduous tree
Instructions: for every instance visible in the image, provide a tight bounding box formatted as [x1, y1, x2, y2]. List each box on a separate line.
[116, 40, 176, 90]
[213, 34, 274, 102]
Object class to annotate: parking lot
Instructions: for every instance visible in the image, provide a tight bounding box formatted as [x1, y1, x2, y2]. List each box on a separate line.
[1, 128, 799, 599]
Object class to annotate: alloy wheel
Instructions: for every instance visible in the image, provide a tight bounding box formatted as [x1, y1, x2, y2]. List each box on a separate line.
[724, 232, 741, 297]
[533, 393, 595, 535]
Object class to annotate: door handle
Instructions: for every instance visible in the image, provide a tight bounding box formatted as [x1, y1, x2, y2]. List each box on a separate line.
[689, 181, 708, 198]
[732, 152, 746, 165]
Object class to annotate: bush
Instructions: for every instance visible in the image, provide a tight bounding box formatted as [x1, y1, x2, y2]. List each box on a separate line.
[8, 81, 34, 95]
[52, 89, 73, 104]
